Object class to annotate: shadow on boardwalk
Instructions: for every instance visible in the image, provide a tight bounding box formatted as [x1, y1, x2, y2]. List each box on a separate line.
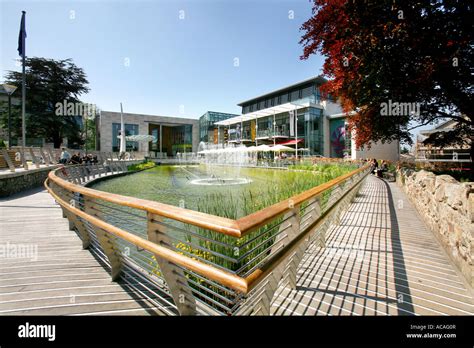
[0, 188, 175, 316]
[1, 178, 472, 316]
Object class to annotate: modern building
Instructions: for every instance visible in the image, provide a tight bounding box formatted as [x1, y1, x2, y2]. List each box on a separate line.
[97, 111, 199, 157]
[199, 111, 239, 143]
[214, 76, 399, 161]
[96, 77, 400, 161]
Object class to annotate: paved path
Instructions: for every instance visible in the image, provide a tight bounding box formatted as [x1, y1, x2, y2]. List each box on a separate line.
[1, 176, 472, 315]
[271, 175, 474, 315]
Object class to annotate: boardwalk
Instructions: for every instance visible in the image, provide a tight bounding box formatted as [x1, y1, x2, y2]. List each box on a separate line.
[0, 176, 472, 315]
[272, 176, 474, 315]
[0, 188, 167, 315]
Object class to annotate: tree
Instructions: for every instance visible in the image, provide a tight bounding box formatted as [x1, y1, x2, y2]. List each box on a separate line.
[300, 0, 473, 174]
[1, 57, 90, 148]
[82, 114, 98, 151]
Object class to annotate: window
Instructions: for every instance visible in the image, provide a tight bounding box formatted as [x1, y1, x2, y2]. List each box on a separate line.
[112, 123, 139, 152]
[291, 90, 299, 101]
[302, 86, 313, 98]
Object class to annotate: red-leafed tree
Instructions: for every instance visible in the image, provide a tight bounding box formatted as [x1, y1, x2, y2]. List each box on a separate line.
[300, 0, 473, 173]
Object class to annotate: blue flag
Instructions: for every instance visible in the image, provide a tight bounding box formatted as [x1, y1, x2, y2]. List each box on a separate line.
[18, 11, 26, 57]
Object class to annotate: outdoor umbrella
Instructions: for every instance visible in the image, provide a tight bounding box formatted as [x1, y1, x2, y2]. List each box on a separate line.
[272, 145, 295, 152]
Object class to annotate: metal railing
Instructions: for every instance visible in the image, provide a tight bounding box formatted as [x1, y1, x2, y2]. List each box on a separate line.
[0, 146, 144, 173]
[415, 150, 471, 162]
[45, 162, 371, 315]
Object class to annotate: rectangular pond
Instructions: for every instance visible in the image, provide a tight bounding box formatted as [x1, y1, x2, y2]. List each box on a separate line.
[90, 164, 356, 219]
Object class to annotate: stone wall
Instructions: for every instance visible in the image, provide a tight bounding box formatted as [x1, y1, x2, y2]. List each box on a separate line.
[0, 166, 60, 197]
[397, 168, 473, 287]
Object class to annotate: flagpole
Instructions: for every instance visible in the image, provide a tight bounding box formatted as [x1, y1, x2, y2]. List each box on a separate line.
[21, 11, 26, 148]
[295, 104, 298, 161]
[119, 103, 126, 154]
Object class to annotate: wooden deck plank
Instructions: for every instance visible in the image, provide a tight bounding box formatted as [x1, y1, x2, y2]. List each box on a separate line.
[0, 189, 163, 315]
[1, 175, 472, 316]
[271, 175, 474, 316]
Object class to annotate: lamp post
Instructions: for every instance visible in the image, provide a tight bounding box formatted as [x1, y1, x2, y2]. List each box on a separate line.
[2, 84, 18, 149]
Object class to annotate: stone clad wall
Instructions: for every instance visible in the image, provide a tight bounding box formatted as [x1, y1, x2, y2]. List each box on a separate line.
[396, 168, 473, 286]
[0, 166, 61, 197]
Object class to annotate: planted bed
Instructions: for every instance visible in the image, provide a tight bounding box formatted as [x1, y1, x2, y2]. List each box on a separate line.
[91, 163, 357, 219]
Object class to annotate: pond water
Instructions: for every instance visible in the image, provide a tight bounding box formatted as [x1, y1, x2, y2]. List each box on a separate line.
[90, 165, 343, 219]
[88, 163, 356, 282]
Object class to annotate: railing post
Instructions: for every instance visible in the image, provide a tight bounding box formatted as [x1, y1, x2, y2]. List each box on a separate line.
[39, 147, 50, 165]
[0, 149, 16, 172]
[93, 164, 100, 178]
[84, 197, 123, 281]
[97, 152, 105, 165]
[147, 212, 197, 315]
[109, 161, 116, 174]
[18, 148, 28, 170]
[99, 164, 106, 177]
[250, 206, 300, 315]
[62, 208, 91, 249]
[77, 166, 86, 184]
[28, 147, 40, 168]
[286, 197, 322, 290]
[70, 167, 81, 185]
[47, 148, 56, 164]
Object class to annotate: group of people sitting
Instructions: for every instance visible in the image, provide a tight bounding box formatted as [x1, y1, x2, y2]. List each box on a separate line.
[365, 158, 389, 178]
[59, 148, 99, 165]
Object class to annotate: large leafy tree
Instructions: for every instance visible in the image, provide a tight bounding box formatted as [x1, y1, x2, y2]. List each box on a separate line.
[1, 57, 90, 148]
[300, 0, 473, 166]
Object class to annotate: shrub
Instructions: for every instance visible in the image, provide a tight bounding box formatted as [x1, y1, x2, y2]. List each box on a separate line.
[127, 161, 155, 171]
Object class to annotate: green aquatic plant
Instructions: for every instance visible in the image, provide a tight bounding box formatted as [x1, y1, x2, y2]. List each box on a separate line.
[95, 163, 358, 312]
[127, 161, 156, 171]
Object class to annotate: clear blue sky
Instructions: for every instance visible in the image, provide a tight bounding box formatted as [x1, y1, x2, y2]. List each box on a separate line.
[0, 0, 324, 119]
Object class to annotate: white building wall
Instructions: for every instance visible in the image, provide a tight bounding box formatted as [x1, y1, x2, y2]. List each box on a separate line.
[321, 100, 343, 116]
[351, 136, 400, 162]
[321, 101, 343, 157]
[323, 107, 400, 162]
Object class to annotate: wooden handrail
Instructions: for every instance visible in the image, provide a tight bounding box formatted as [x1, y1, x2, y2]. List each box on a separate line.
[48, 164, 371, 238]
[245, 169, 367, 291]
[45, 164, 370, 295]
[45, 178, 249, 293]
[48, 170, 242, 237]
[235, 164, 370, 235]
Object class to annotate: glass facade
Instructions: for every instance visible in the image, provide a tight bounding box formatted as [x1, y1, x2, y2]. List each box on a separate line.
[147, 123, 193, 156]
[303, 107, 324, 155]
[171, 125, 193, 154]
[199, 111, 238, 142]
[240, 81, 331, 115]
[112, 123, 139, 152]
[222, 107, 324, 155]
[225, 77, 342, 156]
[148, 124, 160, 152]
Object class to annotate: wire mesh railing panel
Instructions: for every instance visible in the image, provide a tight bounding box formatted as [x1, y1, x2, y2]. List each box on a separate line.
[46, 162, 371, 315]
